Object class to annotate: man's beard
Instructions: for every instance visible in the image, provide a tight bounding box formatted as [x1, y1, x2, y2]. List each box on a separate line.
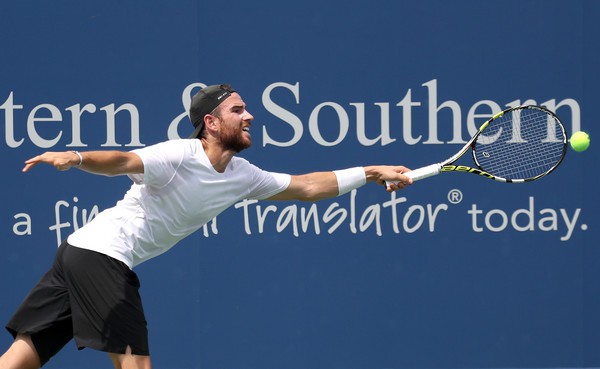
[221, 129, 252, 153]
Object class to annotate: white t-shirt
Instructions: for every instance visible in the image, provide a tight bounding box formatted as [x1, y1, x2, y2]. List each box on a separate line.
[67, 139, 291, 268]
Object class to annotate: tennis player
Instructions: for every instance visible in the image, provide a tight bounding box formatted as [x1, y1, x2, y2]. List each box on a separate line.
[0, 84, 413, 369]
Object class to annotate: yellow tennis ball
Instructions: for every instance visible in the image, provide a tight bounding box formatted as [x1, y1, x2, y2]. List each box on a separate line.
[570, 131, 590, 152]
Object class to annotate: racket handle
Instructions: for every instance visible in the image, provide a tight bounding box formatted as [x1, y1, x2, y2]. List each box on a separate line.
[385, 164, 441, 186]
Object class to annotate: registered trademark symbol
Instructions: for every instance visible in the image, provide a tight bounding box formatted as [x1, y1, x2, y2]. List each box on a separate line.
[447, 189, 463, 204]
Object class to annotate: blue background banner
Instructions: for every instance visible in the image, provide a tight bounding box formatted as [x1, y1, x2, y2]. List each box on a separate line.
[1, 1, 598, 368]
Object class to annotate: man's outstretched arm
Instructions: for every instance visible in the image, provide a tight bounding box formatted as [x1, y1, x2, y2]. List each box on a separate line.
[267, 165, 413, 202]
[22, 150, 144, 176]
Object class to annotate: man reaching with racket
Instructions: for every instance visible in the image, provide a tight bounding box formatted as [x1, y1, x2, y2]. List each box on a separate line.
[0, 84, 412, 369]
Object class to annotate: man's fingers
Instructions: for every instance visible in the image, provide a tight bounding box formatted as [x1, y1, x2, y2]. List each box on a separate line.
[22, 158, 39, 172]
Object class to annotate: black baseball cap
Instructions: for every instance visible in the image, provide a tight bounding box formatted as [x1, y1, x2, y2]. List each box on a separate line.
[189, 84, 237, 138]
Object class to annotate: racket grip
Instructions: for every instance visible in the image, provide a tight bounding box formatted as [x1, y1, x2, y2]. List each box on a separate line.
[385, 164, 441, 186]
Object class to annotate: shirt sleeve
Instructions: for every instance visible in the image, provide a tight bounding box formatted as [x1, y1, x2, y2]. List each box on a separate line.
[245, 164, 291, 200]
[127, 140, 185, 188]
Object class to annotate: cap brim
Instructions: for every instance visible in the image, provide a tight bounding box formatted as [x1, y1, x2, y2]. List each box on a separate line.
[189, 122, 203, 138]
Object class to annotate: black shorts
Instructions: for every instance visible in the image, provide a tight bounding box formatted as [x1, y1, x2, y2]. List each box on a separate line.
[6, 241, 149, 365]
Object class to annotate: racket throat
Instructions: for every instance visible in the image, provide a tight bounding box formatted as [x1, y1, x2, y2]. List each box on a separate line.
[441, 165, 496, 180]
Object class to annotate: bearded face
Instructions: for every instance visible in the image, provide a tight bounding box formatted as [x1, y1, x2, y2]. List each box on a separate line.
[219, 121, 252, 153]
[204, 92, 253, 153]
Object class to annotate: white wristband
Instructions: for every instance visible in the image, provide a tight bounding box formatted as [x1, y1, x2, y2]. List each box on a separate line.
[333, 167, 366, 196]
[70, 151, 83, 166]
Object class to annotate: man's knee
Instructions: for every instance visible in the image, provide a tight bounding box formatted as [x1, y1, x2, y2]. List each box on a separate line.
[108, 346, 151, 369]
[0, 334, 42, 369]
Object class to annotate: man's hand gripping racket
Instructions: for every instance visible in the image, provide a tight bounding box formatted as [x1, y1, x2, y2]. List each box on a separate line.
[387, 105, 567, 186]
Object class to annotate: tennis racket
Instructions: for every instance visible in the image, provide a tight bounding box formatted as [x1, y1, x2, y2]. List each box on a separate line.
[389, 105, 567, 184]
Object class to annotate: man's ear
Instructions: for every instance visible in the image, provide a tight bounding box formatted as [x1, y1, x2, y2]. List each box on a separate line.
[204, 114, 219, 132]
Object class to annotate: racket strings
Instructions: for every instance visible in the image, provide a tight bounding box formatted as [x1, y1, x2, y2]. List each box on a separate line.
[474, 108, 566, 180]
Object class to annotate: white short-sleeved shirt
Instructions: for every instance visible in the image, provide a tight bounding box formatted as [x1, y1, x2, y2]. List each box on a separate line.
[67, 139, 291, 268]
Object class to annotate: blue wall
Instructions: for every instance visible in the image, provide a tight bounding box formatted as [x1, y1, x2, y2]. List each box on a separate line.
[1, 1, 598, 368]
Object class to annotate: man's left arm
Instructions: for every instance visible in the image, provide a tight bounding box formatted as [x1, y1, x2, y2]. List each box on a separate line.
[22, 150, 144, 176]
